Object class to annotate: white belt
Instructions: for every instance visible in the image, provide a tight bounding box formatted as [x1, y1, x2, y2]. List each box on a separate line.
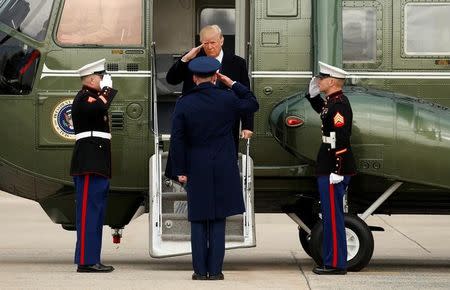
[322, 132, 336, 149]
[75, 131, 111, 141]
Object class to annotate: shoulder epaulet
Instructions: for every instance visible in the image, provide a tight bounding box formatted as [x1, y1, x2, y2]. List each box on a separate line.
[329, 94, 344, 104]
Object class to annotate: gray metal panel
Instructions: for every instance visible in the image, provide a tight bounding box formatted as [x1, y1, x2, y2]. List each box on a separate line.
[153, 0, 194, 54]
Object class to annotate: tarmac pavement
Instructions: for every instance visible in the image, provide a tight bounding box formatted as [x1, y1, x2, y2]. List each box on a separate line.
[1, 191, 449, 289]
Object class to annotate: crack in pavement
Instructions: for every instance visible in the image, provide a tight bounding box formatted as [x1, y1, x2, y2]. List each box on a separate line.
[377, 216, 431, 254]
[290, 251, 313, 290]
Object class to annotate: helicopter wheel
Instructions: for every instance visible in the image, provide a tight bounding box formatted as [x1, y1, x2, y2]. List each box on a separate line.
[309, 214, 374, 272]
[298, 227, 312, 257]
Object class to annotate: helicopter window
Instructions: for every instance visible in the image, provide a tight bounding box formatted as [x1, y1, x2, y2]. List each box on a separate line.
[56, 0, 142, 46]
[0, 0, 53, 42]
[342, 7, 377, 63]
[198, 8, 235, 54]
[200, 8, 235, 35]
[0, 31, 40, 95]
[404, 3, 450, 56]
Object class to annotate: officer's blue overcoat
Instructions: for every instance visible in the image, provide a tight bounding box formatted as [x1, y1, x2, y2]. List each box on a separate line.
[169, 82, 259, 221]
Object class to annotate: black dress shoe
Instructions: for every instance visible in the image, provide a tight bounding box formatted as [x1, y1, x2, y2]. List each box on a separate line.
[192, 273, 208, 280]
[313, 266, 347, 275]
[208, 272, 224, 280]
[77, 263, 115, 273]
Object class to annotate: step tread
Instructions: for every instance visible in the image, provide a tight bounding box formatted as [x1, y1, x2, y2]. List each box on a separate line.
[161, 192, 187, 199]
[161, 234, 245, 242]
[161, 213, 244, 221]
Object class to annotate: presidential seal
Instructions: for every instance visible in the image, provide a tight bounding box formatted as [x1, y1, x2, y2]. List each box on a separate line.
[52, 99, 75, 140]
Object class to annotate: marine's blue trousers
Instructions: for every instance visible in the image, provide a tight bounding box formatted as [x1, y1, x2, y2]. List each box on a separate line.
[318, 175, 351, 269]
[190, 218, 226, 276]
[73, 174, 109, 265]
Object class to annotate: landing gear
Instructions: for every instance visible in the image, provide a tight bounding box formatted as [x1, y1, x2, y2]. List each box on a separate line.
[289, 182, 403, 272]
[298, 228, 312, 257]
[285, 196, 319, 258]
[309, 214, 374, 271]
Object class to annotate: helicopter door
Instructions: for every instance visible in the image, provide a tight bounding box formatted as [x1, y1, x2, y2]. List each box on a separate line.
[148, 0, 255, 258]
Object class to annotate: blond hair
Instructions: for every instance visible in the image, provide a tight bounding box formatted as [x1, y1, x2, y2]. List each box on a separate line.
[199, 25, 223, 41]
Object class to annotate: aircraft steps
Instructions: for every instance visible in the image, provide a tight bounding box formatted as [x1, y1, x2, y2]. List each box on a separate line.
[149, 148, 256, 257]
[160, 190, 245, 242]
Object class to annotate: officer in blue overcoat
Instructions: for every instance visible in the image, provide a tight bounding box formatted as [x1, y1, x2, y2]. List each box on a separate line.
[70, 59, 116, 273]
[306, 62, 356, 275]
[169, 56, 259, 280]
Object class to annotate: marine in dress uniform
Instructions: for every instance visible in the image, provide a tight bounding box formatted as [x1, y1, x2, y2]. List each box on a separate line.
[166, 25, 253, 164]
[169, 56, 259, 280]
[305, 62, 356, 275]
[70, 59, 117, 273]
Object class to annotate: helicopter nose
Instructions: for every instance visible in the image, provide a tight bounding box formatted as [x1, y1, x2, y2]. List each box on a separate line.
[269, 92, 325, 161]
[269, 93, 307, 146]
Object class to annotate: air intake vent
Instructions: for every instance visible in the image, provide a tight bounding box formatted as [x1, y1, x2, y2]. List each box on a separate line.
[111, 111, 124, 129]
[127, 63, 139, 72]
[107, 63, 119, 71]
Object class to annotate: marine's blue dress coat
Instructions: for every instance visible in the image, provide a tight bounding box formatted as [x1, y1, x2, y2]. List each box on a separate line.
[169, 81, 259, 221]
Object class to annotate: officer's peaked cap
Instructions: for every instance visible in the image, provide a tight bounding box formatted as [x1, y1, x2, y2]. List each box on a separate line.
[188, 56, 221, 77]
[317, 61, 347, 79]
[78, 59, 106, 77]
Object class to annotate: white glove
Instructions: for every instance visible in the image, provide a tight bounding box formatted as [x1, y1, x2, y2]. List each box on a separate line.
[100, 74, 113, 89]
[308, 77, 320, 97]
[329, 173, 344, 184]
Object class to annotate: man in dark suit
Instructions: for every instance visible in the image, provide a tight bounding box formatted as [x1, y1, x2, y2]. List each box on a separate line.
[166, 24, 254, 143]
[70, 59, 117, 273]
[169, 56, 258, 280]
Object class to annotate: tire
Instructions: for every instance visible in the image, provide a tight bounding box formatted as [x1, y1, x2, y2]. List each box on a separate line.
[309, 214, 374, 272]
[298, 228, 312, 257]
[292, 197, 319, 258]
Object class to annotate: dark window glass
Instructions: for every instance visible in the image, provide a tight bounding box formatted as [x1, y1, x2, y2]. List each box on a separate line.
[0, 31, 40, 95]
[0, 0, 53, 42]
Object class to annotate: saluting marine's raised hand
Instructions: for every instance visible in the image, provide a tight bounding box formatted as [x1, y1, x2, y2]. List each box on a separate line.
[308, 77, 320, 97]
[100, 74, 113, 89]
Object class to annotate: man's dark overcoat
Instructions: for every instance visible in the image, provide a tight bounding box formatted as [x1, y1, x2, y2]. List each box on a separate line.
[169, 82, 258, 221]
[166, 49, 253, 144]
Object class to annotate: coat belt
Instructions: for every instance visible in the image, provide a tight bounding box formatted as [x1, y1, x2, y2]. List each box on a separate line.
[75, 131, 111, 141]
[322, 132, 336, 149]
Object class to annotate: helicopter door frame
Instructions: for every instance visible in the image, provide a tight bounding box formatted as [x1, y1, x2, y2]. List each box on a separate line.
[148, 0, 256, 258]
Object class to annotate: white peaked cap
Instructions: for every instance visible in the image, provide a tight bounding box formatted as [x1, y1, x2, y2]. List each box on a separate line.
[318, 61, 347, 79]
[78, 59, 106, 77]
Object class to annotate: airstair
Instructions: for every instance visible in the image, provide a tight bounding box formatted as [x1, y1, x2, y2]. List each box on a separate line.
[149, 148, 256, 258]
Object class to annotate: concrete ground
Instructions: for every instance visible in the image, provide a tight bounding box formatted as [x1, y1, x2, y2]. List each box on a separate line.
[1, 190, 450, 290]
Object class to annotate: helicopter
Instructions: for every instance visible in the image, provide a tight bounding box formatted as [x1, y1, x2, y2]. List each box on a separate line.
[0, 0, 449, 271]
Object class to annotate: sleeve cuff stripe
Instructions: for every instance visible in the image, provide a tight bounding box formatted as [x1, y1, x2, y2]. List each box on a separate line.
[335, 148, 347, 155]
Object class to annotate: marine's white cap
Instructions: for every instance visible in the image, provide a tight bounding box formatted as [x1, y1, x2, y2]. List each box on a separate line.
[317, 61, 347, 79]
[78, 59, 106, 77]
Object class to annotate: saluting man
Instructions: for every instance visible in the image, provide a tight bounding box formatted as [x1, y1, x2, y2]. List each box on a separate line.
[306, 61, 356, 275]
[70, 59, 117, 273]
[165, 25, 253, 183]
[169, 56, 259, 280]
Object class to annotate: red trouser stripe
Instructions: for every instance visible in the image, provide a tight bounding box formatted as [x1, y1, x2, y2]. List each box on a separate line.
[329, 184, 338, 268]
[80, 174, 90, 265]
